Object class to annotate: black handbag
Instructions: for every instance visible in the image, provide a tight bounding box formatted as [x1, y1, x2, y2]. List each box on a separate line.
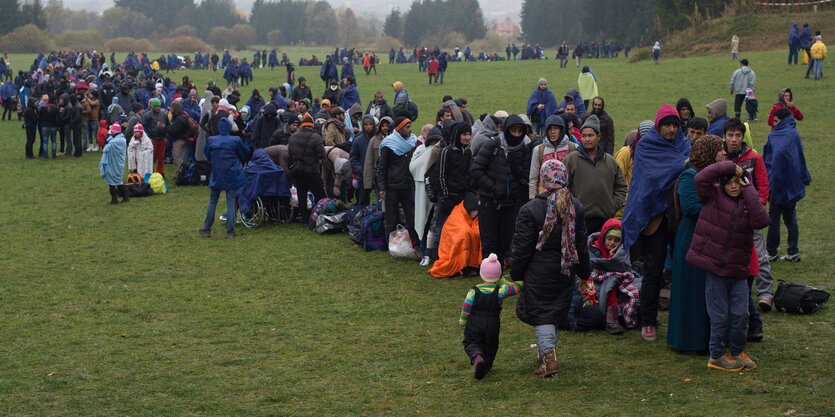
[774, 281, 830, 314]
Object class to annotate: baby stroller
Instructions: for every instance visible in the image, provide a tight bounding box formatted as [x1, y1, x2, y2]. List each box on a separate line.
[237, 148, 292, 229]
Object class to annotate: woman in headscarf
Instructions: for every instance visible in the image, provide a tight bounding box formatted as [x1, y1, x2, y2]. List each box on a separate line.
[668, 135, 726, 354]
[512, 159, 590, 378]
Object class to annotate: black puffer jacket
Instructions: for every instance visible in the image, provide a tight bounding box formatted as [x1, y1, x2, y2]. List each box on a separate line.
[288, 127, 325, 174]
[376, 144, 414, 191]
[470, 134, 529, 201]
[439, 123, 472, 197]
[252, 104, 279, 149]
[511, 196, 590, 326]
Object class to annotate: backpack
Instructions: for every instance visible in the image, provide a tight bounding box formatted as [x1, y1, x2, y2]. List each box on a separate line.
[315, 210, 348, 234]
[360, 210, 386, 251]
[308, 198, 347, 230]
[186, 116, 199, 142]
[175, 160, 211, 186]
[424, 159, 441, 203]
[774, 281, 830, 314]
[148, 172, 168, 194]
[393, 100, 419, 121]
[126, 172, 144, 185]
[347, 203, 381, 245]
[125, 182, 154, 197]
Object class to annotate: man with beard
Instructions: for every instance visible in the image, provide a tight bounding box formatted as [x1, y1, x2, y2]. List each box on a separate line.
[350, 115, 377, 206]
[581, 96, 615, 155]
[291, 77, 312, 103]
[323, 106, 349, 148]
[366, 90, 393, 120]
[525, 78, 557, 138]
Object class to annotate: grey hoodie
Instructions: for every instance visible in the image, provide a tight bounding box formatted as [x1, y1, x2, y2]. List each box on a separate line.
[469, 115, 499, 157]
[730, 65, 756, 95]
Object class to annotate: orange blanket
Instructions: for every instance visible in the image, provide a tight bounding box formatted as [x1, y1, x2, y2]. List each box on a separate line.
[429, 202, 481, 278]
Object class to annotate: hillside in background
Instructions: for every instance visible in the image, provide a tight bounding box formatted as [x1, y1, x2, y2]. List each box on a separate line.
[665, 9, 835, 56]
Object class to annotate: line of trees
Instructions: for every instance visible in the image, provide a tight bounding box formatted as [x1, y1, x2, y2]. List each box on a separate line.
[384, 0, 487, 47]
[0, 0, 47, 35]
[521, 0, 737, 46]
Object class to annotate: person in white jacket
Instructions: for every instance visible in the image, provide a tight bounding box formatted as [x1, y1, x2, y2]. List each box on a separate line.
[127, 123, 154, 177]
[410, 126, 444, 266]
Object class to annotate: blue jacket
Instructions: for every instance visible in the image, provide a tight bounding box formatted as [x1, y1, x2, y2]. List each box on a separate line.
[788, 24, 801, 48]
[350, 130, 371, 176]
[763, 116, 811, 206]
[526, 87, 557, 127]
[800, 26, 813, 49]
[100, 133, 127, 186]
[706, 114, 729, 137]
[622, 125, 690, 249]
[239, 62, 252, 81]
[204, 118, 250, 191]
[223, 62, 238, 83]
[341, 63, 354, 81]
[182, 98, 201, 121]
[340, 84, 360, 110]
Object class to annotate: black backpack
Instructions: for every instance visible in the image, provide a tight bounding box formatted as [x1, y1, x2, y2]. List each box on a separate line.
[774, 281, 830, 314]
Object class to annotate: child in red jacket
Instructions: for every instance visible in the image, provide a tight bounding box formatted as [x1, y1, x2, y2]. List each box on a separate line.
[686, 161, 769, 372]
[96, 119, 108, 151]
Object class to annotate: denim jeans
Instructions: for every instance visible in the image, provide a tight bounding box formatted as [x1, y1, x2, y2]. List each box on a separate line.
[85, 120, 98, 149]
[535, 324, 557, 355]
[767, 201, 798, 256]
[41, 127, 57, 157]
[813, 59, 823, 80]
[705, 272, 749, 358]
[203, 188, 236, 233]
[64, 126, 74, 155]
[752, 230, 773, 297]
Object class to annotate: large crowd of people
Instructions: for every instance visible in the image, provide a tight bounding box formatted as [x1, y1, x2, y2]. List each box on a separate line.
[10, 45, 815, 380]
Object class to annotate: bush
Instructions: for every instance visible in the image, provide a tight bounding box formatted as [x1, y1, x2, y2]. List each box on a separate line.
[368, 35, 401, 53]
[173, 25, 197, 37]
[104, 37, 152, 52]
[0, 24, 51, 53]
[628, 47, 652, 63]
[54, 30, 104, 50]
[230, 24, 257, 50]
[266, 29, 283, 45]
[208, 27, 234, 50]
[420, 31, 466, 51]
[469, 33, 506, 54]
[156, 36, 209, 53]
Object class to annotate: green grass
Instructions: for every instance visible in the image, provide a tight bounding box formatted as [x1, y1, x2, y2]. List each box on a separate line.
[1, 49, 832, 416]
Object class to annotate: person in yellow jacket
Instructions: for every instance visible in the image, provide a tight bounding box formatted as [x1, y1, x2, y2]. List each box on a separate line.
[150, 60, 160, 72]
[810, 34, 827, 80]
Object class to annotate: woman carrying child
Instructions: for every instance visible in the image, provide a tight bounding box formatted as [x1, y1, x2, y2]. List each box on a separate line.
[686, 160, 769, 371]
[512, 159, 590, 378]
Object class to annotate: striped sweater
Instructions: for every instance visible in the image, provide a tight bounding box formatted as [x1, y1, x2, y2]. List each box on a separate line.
[459, 278, 523, 327]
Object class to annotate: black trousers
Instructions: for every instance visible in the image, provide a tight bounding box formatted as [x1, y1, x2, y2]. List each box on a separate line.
[356, 187, 370, 206]
[383, 188, 418, 245]
[463, 314, 500, 371]
[294, 172, 325, 222]
[478, 198, 519, 265]
[805, 47, 814, 77]
[25, 127, 36, 158]
[58, 125, 66, 152]
[72, 126, 83, 157]
[734, 94, 746, 119]
[637, 216, 670, 327]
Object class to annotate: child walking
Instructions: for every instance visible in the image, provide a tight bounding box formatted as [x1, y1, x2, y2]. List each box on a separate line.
[686, 161, 769, 371]
[459, 253, 522, 380]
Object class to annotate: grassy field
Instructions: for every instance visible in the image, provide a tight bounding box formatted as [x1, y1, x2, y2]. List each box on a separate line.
[1, 49, 833, 416]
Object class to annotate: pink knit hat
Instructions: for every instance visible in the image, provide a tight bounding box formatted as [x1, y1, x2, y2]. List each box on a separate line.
[133, 123, 144, 133]
[480, 253, 502, 282]
[109, 123, 122, 135]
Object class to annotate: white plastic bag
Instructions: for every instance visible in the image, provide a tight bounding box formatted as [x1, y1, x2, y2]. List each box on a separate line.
[388, 225, 417, 259]
[290, 186, 299, 208]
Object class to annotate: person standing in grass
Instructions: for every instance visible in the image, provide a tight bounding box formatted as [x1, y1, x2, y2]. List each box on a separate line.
[763, 108, 811, 263]
[459, 253, 522, 380]
[810, 34, 827, 80]
[199, 117, 250, 238]
[668, 134, 726, 354]
[767, 88, 803, 129]
[731, 35, 740, 61]
[512, 160, 590, 378]
[729, 59, 756, 120]
[525, 78, 557, 138]
[686, 160, 769, 371]
[99, 123, 128, 204]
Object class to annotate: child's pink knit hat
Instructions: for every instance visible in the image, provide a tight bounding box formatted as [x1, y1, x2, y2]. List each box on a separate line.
[480, 253, 502, 283]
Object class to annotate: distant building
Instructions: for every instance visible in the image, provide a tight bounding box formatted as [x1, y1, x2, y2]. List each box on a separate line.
[494, 22, 521, 39]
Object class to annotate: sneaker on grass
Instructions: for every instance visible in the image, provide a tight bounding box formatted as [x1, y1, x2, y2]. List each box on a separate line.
[734, 352, 757, 370]
[781, 254, 801, 262]
[707, 354, 744, 372]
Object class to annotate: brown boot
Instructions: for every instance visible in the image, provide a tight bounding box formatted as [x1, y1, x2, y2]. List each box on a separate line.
[533, 351, 545, 376]
[606, 305, 625, 335]
[541, 348, 558, 378]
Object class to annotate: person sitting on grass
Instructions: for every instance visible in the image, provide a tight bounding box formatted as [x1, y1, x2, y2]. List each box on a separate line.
[99, 123, 128, 204]
[588, 218, 640, 335]
[459, 253, 522, 380]
[686, 161, 769, 372]
[430, 194, 481, 278]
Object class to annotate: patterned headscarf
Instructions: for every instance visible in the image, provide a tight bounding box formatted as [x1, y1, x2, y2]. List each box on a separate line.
[690, 134, 724, 170]
[536, 160, 578, 275]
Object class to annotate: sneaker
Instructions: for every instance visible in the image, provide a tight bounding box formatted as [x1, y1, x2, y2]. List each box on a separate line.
[641, 325, 657, 341]
[219, 214, 227, 222]
[472, 354, 487, 380]
[747, 326, 763, 342]
[198, 228, 211, 237]
[734, 352, 757, 370]
[707, 354, 744, 371]
[767, 254, 781, 263]
[419, 256, 431, 267]
[758, 295, 773, 312]
[781, 254, 801, 262]
[226, 231, 237, 238]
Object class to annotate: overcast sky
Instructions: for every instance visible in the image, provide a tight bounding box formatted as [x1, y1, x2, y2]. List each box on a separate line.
[63, 0, 522, 21]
